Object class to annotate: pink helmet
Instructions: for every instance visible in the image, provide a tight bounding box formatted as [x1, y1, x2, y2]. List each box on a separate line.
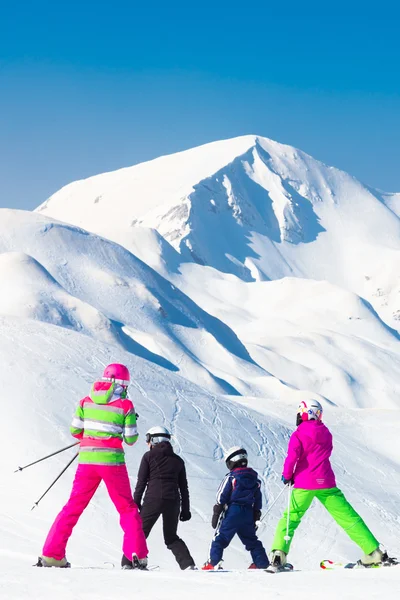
[102, 363, 130, 386]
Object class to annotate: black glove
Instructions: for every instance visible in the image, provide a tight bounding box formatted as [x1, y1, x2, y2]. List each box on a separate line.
[281, 475, 294, 485]
[212, 504, 224, 529]
[253, 509, 262, 523]
[179, 509, 191, 522]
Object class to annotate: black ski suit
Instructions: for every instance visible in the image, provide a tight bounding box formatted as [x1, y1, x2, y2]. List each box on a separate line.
[133, 441, 195, 569]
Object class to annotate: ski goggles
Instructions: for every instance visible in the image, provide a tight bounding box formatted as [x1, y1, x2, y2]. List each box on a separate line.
[102, 377, 130, 386]
[145, 432, 171, 444]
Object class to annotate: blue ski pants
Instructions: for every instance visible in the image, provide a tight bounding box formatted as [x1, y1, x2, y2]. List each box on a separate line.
[209, 504, 269, 568]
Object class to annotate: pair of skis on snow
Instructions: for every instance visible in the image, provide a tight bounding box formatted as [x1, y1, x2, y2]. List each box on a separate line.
[188, 559, 399, 573]
[34, 558, 399, 571]
[320, 557, 399, 570]
[204, 563, 295, 574]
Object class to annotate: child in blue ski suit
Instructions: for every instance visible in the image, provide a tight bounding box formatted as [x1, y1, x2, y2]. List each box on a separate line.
[202, 447, 269, 570]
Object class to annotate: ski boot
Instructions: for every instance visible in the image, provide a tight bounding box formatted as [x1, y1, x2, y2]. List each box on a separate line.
[267, 550, 293, 573]
[248, 563, 270, 570]
[359, 548, 398, 568]
[34, 556, 71, 568]
[202, 560, 223, 570]
[121, 554, 133, 569]
[132, 554, 148, 570]
[121, 553, 148, 570]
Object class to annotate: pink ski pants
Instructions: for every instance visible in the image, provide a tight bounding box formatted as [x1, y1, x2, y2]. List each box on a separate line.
[42, 464, 148, 560]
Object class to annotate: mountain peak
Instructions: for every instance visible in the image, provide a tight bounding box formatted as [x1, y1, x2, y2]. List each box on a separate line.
[35, 135, 400, 331]
[35, 134, 330, 251]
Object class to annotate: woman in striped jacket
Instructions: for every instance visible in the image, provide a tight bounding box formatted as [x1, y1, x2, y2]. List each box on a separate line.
[38, 363, 148, 569]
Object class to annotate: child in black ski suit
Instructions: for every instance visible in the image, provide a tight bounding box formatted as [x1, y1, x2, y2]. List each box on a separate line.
[122, 426, 195, 570]
[202, 446, 269, 570]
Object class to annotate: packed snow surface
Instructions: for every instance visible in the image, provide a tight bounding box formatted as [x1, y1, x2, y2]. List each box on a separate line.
[1, 135, 400, 598]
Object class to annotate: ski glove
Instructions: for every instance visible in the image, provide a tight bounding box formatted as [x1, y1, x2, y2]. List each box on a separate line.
[253, 509, 262, 523]
[212, 504, 224, 529]
[281, 475, 294, 485]
[180, 510, 191, 522]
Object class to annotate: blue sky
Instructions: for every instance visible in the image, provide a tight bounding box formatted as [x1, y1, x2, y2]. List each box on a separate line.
[1, 0, 399, 209]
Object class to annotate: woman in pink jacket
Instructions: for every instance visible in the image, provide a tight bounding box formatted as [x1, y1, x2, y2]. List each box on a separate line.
[270, 400, 389, 569]
[37, 363, 148, 569]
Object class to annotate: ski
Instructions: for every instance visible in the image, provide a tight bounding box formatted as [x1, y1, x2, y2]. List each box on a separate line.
[202, 565, 295, 574]
[36, 560, 160, 571]
[202, 569, 231, 573]
[266, 563, 295, 573]
[73, 562, 115, 570]
[74, 564, 159, 571]
[321, 558, 399, 570]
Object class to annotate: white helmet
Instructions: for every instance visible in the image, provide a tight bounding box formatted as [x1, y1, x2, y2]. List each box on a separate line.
[224, 446, 248, 470]
[145, 426, 171, 445]
[297, 400, 323, 425]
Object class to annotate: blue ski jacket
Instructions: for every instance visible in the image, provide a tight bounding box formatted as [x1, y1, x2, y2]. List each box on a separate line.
[216, 467, 262, 510]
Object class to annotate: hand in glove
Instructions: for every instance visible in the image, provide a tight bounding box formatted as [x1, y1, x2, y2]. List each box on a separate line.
[281, 475, 294, 485]
[253, 509, 262, 523]
[212, 504, 224, 529]
[179, 509, 191, 522]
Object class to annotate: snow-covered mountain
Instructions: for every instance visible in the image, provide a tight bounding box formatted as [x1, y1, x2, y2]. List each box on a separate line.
[1, 135, 400, 598]
[35, 136, 400, 408]
[1, 208, 399, 408]
[37, 135, 400, 332]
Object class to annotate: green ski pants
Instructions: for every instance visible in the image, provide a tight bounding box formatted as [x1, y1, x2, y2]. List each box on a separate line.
[271, 487, 379, 555]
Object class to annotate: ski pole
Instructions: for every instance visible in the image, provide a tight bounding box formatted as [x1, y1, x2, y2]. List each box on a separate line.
[260, 484, 289, 522]
[14, 442, 80, 473]
[31, 452, 78, 510]
[284, 484, 293, 542]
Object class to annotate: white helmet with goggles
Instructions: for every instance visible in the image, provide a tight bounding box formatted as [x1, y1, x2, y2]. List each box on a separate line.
[145, 426, 171, 445]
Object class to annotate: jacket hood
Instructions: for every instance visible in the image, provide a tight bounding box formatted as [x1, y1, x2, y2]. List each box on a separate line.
[298, 420, 330, 443]
[230, 467, 258, 484]
[231, 466, 257, 475]
[90, 381, 127, 404]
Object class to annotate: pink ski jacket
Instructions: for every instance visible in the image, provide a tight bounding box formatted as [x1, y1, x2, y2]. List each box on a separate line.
[282, 420, 336, 489]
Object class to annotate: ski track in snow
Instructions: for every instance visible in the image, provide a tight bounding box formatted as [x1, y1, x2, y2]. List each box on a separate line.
[170, 388, 183, 454]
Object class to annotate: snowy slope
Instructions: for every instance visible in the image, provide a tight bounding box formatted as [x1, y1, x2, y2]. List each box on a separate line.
[1, 318, 400, 568]
[2, 560, 400, 600]
[1, 318, 400, 599]
[1, 209, 400, 408]
[171, 266, 400, 409]
[0, 209, 273, 397]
